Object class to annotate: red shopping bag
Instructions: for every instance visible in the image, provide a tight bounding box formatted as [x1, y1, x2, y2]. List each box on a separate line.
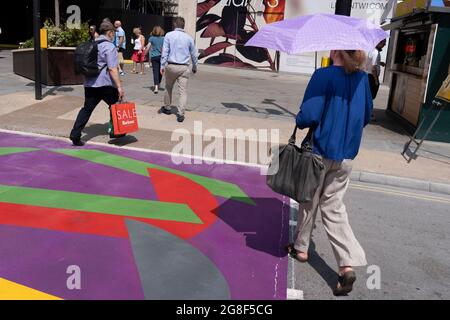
[111, 102, 139, 135]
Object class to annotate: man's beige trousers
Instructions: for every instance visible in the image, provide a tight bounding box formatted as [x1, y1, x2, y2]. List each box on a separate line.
[164, 64, 190, 116]
[293, 159, 367, 267]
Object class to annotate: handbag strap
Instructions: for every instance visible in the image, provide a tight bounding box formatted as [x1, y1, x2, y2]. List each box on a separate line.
[288, 125, 314, 149]
[288, 126, 298, 145]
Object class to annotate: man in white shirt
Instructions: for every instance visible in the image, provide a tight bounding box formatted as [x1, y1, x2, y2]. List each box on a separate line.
[366, 39, 387, 100]
[160, 17, 198, 123]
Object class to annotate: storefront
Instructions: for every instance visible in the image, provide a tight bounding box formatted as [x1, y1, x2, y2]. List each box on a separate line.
[384, 0, 450, 142]
[1, 0, 174, 53]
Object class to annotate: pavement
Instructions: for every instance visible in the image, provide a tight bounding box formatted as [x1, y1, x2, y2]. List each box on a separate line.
[1, 48, 450, 300]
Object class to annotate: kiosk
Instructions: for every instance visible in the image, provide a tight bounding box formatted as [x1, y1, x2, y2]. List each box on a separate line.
[384, 0, 450, 142]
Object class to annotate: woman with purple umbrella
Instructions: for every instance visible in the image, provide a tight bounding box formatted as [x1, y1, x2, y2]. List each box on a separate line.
[286, 49, 373, 296]
[248, 13, 386, 296]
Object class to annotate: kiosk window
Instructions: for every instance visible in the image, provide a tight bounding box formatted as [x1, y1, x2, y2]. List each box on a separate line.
[395, 27, 431, 69]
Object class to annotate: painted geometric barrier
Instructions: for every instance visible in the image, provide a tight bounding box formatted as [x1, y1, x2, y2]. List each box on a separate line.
[0, 132, 289, 300]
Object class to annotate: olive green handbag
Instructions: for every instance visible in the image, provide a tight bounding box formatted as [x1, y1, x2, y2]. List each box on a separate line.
[267, 126, 325, 203]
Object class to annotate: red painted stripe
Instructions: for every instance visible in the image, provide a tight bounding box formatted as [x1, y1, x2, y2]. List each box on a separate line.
[0, 202, 208, 239]
[0, 202, 129, 238]
[0, 169, 220, 240]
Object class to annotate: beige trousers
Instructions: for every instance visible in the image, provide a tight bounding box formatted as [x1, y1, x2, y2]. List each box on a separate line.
[293, 159, 367, 267]
[164, 64, 190, 116]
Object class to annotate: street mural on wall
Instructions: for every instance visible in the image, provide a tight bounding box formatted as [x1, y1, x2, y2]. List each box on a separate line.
[196, 0, 286, 70]
[0, 132, 289, 300]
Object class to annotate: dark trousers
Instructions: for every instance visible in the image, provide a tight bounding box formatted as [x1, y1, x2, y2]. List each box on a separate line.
[368, 73, 380, 100]
[151, 56, 162, 86]
[70, 86, 119, 140]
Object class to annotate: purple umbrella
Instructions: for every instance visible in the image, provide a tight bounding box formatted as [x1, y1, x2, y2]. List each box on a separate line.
[245, 14, 388, 54]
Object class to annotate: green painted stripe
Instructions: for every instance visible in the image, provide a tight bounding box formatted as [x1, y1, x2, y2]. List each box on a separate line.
[0, 185, 202, 224]
[0, 148, 39, 157]
[52, 149, 256, 205]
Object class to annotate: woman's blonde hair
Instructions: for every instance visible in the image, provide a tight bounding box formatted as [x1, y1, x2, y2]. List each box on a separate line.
[133, 27, 142, 35]
[337, 50, 367, 74]
[151, 26, 165, 37]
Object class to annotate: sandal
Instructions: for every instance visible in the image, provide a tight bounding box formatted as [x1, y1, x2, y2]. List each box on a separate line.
[333, 271, 356, 296]
[286, 244, 308, 263]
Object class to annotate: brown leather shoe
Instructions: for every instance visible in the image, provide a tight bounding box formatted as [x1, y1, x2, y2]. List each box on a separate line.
[333, 271, 357, 296]
[286, 244, 308, 263]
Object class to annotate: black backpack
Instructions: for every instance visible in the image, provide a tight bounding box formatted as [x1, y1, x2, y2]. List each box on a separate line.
[74, 39, 110, 77]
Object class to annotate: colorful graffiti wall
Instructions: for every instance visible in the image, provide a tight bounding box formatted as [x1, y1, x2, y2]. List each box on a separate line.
[196, 0, 286, 71]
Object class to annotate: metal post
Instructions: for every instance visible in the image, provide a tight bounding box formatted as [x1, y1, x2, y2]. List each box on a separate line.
[335, 0, 353, 16]
[54, 0, 60, 27]
[33, 0, 42, 100]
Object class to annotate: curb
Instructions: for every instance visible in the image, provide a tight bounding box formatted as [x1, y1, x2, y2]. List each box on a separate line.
[350, 171, 450, 196]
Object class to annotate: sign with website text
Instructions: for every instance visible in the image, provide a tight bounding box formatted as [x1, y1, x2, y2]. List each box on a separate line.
[279, 0, 390, 75]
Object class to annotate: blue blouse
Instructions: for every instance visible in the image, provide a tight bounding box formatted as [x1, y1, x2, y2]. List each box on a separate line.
[148, 36, 165, 58]
[296, 66, 373, 161]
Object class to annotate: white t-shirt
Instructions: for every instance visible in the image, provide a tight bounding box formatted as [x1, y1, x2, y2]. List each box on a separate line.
[366, 49, 381, 77]
[134, 36, 143, 50]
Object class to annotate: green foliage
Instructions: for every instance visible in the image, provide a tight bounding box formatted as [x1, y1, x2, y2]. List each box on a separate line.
[21, 19, 90, 49]
[45, 19, 90, 47]
[21, 39, 34, 49]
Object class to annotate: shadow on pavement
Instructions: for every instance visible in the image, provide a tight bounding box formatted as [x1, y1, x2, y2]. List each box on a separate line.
[370, 109, 409, 136]
[222, 102, 288, 117]
[307, 241, 339, 292]
[82, 123, 109, 142]
[108, 135, 138, 146]
[42, 86, 75, 98]
[24, 82, 75, 98]
[262, 98, 297, 117]
[213, 197, 290, 258]
[82, 122, 138, 146]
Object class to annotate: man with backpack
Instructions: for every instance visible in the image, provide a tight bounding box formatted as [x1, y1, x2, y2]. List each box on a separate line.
[70, 21, 125, 147]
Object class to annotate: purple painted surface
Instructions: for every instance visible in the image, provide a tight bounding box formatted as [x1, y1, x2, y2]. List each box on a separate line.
[0, 224, 145, 300]
[0, 132, 288, 299]
[0, 150, 157, 201]
[189, 197, 289, 300]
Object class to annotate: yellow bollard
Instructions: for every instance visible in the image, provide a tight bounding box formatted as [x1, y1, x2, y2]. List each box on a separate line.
[40, 28, 48, 49]
[321, 56, 331, 68]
